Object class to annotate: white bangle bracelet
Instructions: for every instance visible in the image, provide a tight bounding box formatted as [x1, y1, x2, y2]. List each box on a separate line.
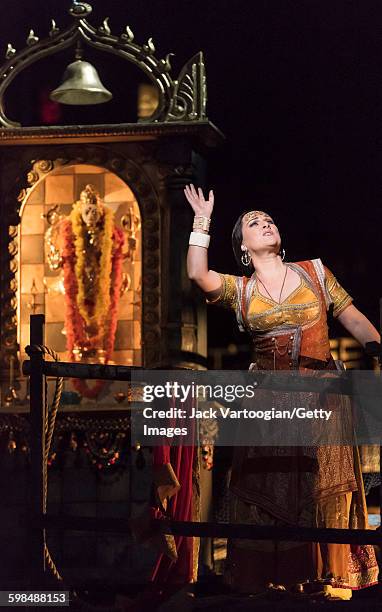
[189, 231, 210, 248]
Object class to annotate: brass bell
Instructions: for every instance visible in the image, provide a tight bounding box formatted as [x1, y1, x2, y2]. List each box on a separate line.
[50, 59, 113, 105]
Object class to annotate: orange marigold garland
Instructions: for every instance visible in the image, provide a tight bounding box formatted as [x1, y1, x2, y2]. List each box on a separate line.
[60, 210, 125, 399]
[70, 201, 114, 327]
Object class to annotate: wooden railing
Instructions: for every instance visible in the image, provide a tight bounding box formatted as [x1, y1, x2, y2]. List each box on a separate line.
[22, 314, 382, 590]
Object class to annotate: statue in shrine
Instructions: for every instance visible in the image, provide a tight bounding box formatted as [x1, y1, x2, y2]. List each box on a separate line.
[45, 184, 131, 398]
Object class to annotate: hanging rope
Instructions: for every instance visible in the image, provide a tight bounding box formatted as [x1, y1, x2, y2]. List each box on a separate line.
[28, 344, 118, 612]
[28, 344, 64, 581]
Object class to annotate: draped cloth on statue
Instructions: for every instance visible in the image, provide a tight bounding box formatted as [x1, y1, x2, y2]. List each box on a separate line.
[209, 259, 378, 591]
[59, 214, 125, 398]
[60, 217, 125, 361]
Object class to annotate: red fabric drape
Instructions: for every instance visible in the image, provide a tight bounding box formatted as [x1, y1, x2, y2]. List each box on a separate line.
[150, 394, 196, 585]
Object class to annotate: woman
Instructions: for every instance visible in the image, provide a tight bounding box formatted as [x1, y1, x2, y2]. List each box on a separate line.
[185, 183, 380, 596]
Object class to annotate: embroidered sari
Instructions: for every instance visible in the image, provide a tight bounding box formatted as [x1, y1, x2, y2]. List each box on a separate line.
[209, 259, 378, 591]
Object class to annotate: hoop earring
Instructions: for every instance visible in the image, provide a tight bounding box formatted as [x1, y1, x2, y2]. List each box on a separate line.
[241, 249, 252, 267]
[280, 248, 286, 261]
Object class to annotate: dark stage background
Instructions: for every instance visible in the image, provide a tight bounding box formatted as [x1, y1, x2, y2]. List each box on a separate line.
[1, 0, 381, 349]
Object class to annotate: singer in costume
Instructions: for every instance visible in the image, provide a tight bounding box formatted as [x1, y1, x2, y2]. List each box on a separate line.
[185, 183, 380, 596]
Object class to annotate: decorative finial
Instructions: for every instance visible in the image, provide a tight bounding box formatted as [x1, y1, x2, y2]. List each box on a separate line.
[120, 25, 134, 43]
[69, 1, 93, 18]
[143, 37, 156, 55]
[49, 20, 60, 37]
[160, 53, 174, 72]
[5, 44, 16, 59]
[98, 17, 111, 36]
[26, 30, 39, 46]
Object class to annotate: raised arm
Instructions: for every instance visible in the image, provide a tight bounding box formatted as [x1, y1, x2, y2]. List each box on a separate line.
[185, 184, 222, 298]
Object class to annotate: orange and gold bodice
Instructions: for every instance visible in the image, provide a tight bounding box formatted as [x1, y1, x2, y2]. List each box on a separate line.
[209, 260, 352, 367]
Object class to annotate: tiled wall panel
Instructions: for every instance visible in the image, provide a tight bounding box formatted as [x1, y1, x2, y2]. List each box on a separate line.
[19, 165, 142, 367]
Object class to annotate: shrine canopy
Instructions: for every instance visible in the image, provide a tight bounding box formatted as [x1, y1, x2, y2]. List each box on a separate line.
[0, 0, 223, 149]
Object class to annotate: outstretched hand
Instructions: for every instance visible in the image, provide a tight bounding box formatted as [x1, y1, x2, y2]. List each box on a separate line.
[184, 184, 214, 218]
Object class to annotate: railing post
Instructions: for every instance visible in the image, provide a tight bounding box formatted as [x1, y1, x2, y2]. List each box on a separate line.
[28, 314, 46, 587]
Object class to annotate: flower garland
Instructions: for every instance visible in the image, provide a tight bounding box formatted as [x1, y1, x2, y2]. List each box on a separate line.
[60, 211, 125, 399]
[70, 201, 114, 327]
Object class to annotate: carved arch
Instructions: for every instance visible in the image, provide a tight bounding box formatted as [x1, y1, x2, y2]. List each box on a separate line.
[0, 1, 207, 128]
[0, 146, 162, 374]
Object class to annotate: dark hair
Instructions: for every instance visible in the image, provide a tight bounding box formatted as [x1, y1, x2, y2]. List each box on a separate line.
[231, 212, 254, 277]
[231, 211, 282, 277]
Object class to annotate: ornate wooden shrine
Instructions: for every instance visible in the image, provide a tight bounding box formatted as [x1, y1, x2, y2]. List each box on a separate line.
[0, 1, 223, 402]
[0, 1, 223, 587]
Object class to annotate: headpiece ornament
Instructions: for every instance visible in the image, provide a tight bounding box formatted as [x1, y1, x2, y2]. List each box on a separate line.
[80, 183, 103, 209]
[243, 210, 269, 223]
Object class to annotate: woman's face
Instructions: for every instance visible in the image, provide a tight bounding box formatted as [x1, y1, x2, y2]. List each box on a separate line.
[241, 211, 281, 254]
